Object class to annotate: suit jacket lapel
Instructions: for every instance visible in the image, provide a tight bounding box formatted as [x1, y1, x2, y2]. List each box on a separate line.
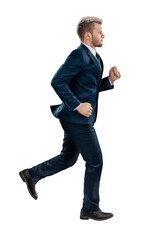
[80, 44, 102, 84]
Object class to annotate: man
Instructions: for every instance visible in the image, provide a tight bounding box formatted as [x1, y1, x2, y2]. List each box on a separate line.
[19, 16, 121, 221]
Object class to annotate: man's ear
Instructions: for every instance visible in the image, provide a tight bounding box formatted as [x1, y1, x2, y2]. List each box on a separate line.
[84, 31, 92, 40]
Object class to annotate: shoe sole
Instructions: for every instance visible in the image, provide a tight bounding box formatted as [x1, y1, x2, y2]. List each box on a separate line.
[19, 171, 37, 200]
[80, 214, 113, 221]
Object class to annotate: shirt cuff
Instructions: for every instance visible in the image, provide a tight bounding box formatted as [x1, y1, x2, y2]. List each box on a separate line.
[74, 103, 82, 110]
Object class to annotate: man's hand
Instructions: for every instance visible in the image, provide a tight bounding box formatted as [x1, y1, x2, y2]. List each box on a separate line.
[109, 66, 121, 83]
[76, 103, 93, 117]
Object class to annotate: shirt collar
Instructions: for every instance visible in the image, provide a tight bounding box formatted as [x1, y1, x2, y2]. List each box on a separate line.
[82, 42, 96, 57]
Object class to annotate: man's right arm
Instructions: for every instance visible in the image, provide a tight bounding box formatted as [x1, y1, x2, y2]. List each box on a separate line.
[51, 49, 83, 111]
[51, 49, 93, 117]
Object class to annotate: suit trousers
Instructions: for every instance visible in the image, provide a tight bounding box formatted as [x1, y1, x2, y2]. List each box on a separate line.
[29, 119, 103, 211]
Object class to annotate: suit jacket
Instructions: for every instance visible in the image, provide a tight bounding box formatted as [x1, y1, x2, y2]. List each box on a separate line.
[50, 43, 114, 124]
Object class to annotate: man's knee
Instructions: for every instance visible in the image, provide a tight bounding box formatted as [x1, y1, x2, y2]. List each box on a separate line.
[86, 154, 103, 171]
[68, 154, 78, 167]
[61, 151, 79, 167]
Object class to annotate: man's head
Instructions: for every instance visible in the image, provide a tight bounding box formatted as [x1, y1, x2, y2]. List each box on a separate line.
[77, 16, 105, 49]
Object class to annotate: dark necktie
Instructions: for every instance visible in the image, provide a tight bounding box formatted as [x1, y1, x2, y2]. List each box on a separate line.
[96, 52, 102, 70]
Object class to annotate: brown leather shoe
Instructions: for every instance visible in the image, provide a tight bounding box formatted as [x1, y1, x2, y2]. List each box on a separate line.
[80, 209, 113, 221]
[19, 169, 38, 200]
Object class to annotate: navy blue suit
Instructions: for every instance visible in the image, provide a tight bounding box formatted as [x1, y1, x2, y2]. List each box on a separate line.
[29, 43, 114, 211]
[50, 43, 114, 124]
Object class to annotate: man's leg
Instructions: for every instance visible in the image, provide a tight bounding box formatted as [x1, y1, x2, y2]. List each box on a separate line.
[28, 131, 79, 183]
[60, 120, 103, 212]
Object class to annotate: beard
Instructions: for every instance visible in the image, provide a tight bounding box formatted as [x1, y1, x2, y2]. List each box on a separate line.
[95, 42, 103, 47]
[91, 37, 103, 48]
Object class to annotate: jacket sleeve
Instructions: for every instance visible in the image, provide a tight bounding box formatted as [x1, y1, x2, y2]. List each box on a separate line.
[99, 76, 114, 92]
[51, 49, 84, 111]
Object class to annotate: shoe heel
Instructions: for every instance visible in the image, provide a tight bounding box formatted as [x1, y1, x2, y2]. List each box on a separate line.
[80, 216, 89, 220]
[19, 172, 25, 182]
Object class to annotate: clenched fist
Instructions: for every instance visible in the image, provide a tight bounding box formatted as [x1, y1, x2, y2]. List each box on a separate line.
[76, 102, 93, 117]
[109, 66, 121, 83]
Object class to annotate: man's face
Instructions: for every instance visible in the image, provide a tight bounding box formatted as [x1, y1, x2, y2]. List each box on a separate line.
[90, 23, 105, 47]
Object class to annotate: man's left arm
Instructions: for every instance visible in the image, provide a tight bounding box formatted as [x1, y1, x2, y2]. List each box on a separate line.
[99, 66, 121, 92]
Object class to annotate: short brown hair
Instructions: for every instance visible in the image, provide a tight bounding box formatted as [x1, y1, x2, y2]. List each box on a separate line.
[77, 16, 103, 40]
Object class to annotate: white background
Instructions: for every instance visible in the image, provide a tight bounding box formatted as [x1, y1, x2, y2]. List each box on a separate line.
[0, 0, 160, 239]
